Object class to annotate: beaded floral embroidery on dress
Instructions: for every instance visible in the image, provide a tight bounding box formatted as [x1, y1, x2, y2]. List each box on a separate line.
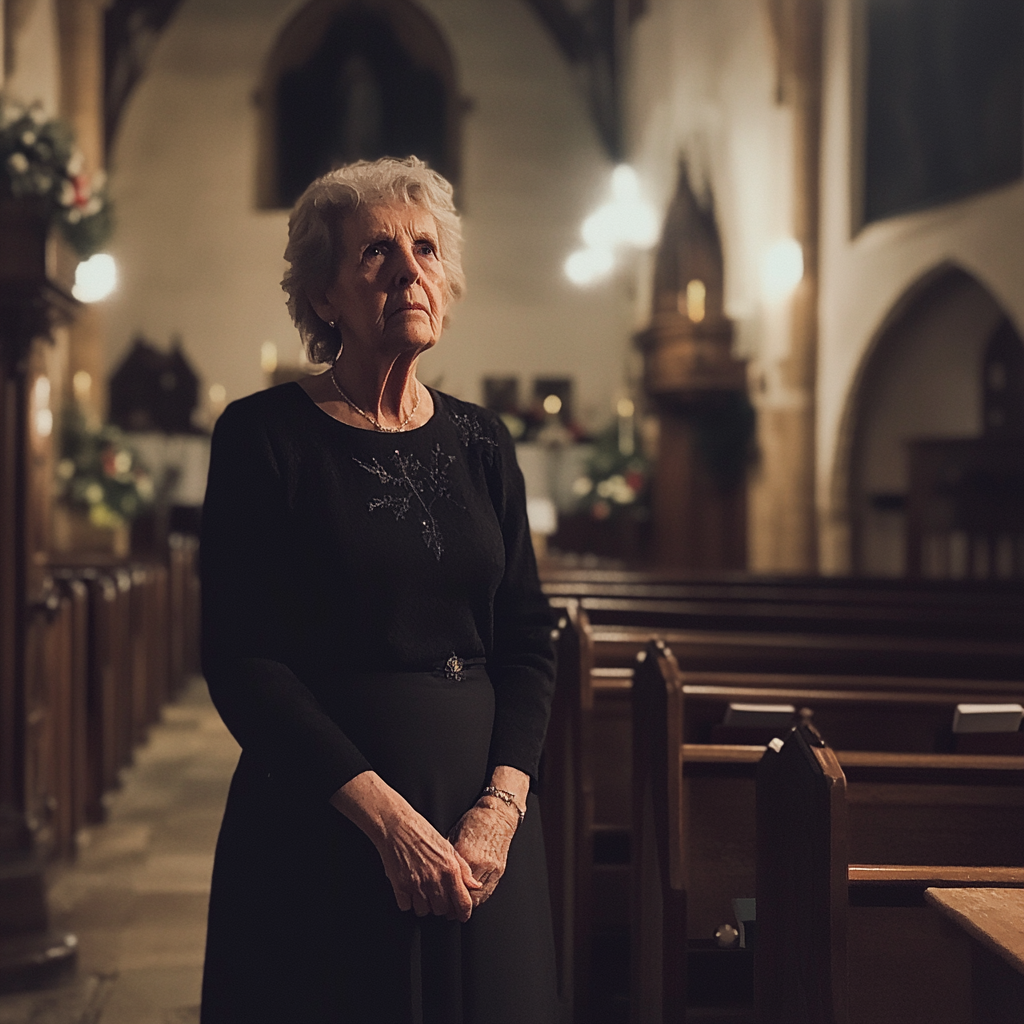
[450, 408, 497, 450]
[354, 406, 498, 560]
[354, 445, 461, 560]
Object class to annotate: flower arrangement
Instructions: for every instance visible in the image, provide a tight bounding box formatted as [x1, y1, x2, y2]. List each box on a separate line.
[571, 420, 651, 521]
[0, 95, 112, 257]
[57, 409, 154, 528]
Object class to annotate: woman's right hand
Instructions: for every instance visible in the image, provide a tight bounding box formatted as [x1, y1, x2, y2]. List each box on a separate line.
[330, 771, 482, 922]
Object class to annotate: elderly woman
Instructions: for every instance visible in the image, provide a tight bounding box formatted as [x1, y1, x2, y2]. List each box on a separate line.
[199, 156, 559, 1024]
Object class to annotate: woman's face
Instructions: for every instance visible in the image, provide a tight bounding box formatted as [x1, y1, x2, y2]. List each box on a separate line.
[323, 201, 448, 359]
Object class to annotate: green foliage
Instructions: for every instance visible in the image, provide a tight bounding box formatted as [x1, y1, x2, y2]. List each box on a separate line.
[57, 409, 154, 527]
[572, 420, 651, 522]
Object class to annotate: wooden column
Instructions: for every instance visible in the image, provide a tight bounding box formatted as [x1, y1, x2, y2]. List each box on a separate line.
[751, 0, 824, 572]
[56, 0, 107, 422]
[0, 205, 79, 989]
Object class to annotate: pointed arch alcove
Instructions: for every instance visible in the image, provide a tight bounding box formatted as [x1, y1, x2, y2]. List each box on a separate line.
[255, 0, 463, 210]
[844, 264, 1023, 577]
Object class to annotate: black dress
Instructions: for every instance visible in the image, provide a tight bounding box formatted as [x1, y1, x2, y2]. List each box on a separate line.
[199, 383, 559, 1024]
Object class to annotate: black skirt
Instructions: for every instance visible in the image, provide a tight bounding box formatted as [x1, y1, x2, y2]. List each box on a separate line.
[200, 665, 559, 1024]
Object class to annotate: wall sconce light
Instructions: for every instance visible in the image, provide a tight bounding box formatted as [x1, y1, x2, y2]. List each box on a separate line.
[760, 238, 804, 303]
[72, 253, 117, 303]
[565, 165, 659, 287]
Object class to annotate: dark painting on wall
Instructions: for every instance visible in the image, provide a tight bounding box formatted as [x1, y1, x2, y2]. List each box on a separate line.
[276, 8, 450, 208]
[864, 0, 1023, 225]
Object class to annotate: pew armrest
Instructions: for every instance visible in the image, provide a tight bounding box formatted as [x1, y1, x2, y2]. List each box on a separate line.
[848, 865, 1024, 907]
[849, 865, 1024, 886]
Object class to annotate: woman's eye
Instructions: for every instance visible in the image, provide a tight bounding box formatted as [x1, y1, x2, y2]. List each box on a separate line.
[416, 242, 436, 257]
[363, 243, 387, 259]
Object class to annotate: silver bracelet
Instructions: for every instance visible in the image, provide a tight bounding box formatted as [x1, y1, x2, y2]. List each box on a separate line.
[480, 786, 526, 828]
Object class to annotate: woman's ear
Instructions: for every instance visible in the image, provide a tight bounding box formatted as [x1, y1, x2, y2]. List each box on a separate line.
[307, 289, 335, 325]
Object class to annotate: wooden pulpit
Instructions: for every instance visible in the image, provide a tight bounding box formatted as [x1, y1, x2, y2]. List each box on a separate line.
[638, 166, 750, 569]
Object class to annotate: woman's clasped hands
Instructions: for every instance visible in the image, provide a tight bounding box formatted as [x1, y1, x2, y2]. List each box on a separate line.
[331, 767, 526, 922]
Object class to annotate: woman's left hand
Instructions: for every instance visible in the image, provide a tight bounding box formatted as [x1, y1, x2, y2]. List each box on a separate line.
[448, 804, 516, 907]
[449, 765, 528, 908]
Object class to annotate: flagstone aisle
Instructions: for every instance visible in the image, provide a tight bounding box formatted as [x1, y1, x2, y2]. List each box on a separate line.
[0, 678, 239, 1024]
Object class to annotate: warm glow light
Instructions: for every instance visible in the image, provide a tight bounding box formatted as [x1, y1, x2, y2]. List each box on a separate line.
[564, 247, 614, 286]
[685, 279, 706, 323]
[72, 370, 92, 402]
[33, 376, 52, 437]
[616, 398, 635, 418]
[209, 383, 227, 405]
[72, 254, 117, 303]
[761, 239, 804, 302]
[526, 496, 557, 536]
[566, 165, 658, 287]
[543, 394, 563, 416]
[260, 341, 278, 374]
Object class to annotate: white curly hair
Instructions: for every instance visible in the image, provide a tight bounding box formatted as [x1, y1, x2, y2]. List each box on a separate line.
[282, 156, 466, 365]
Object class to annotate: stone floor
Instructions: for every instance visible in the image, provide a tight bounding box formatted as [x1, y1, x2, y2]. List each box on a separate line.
[0, 677, 240, 1024]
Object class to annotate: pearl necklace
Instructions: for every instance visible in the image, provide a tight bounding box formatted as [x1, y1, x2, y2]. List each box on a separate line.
[328, 364, 422, 433]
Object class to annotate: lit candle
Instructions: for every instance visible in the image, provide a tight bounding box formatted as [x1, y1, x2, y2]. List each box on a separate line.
[617, 397, 635, 457]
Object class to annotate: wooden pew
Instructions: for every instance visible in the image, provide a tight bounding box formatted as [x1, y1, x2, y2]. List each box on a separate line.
[756, 724, 1024, 1024]
[924, 888, 1024, 1023]
[22, 578, 90, 860]
[545, 601, 1023, 1021]
[542, 567, 1024, 611]
[44, 539, 201, 839]
[577, 594, 1022, 641]
[628, 641, 1024, 1023]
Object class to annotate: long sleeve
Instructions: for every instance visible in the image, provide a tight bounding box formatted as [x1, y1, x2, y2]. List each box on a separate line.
[484, 422, 557, 782]
[200, 400, 372, 800]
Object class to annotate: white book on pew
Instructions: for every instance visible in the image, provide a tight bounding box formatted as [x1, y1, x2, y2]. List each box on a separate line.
[951, 703, 1024, 734]
[723, 703, 796, 730]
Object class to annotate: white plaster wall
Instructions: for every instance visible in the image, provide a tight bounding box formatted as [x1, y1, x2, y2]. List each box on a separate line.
[817, 0, 1024, 570]
[3, 0, 61, 113]
[104, 0, 631, 429]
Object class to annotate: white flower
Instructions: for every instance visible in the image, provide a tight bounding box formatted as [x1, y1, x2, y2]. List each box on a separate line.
[83, 196, 102, 216]
[596, 475, 635, 504]
[57, 459, 76, 480]
[6, 152, 29, 174]
[59, 179, 76, 206]
[113, 451, 132, 475]
[20, 130, 36, 147]
[67, 149, 84, 176]
[84, 483, 103, 505]
[572, 476, 593, 497]
[66, 208, 82, 224]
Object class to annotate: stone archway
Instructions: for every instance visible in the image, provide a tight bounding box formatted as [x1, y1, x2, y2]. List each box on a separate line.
[842, 264, 1018, 576]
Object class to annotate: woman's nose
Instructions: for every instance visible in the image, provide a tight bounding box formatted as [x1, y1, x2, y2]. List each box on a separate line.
[392, 244, 420, 286]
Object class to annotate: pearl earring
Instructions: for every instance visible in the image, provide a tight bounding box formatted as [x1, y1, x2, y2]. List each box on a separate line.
[328, 320, 336, 328]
